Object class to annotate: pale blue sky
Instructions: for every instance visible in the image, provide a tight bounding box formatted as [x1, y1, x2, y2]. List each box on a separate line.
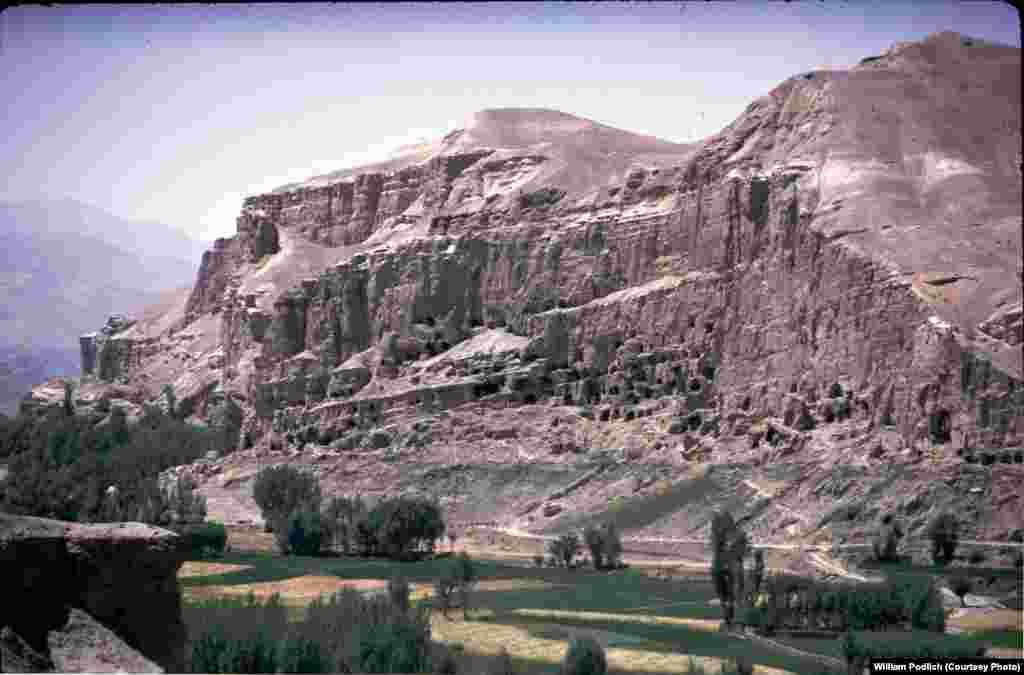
[1, 1, 1019, 241]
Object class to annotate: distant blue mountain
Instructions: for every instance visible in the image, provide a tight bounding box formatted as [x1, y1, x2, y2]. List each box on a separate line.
[0, 197, 210, 414]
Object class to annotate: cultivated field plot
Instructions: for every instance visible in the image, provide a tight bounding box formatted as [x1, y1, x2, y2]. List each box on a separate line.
[178, 544, 836, 674]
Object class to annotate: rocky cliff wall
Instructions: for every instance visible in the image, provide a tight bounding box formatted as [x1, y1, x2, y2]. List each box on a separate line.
[42, 32, 1022, 540]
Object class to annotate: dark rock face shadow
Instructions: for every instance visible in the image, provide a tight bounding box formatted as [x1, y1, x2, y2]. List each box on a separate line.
[0, 514, 187, 673]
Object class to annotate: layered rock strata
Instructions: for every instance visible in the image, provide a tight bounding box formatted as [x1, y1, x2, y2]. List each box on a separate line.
[30, 31, 1024, 541]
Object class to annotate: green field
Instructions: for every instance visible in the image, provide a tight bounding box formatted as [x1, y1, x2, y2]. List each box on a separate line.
[179, 550, 841, 674]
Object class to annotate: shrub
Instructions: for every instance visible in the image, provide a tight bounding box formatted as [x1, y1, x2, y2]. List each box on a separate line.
[182, 521, 228, 557]
[285, 509, 325, 556]
[252, 465, 322, 529]
[388, 574, 412, 614]
[927, 511, 959, 565]
[547, 533, 581, 568]
[351, 618, 433, 673]
[363, 496, 447, 559]
[842, 630, 983, 667]
[188, 626, 279, 674]
[601, 523, 623, 568]
[796, 408, 816, 431]
[583, 525, 604, 570]
[750, 549, 765, 599]
[433, 575, 459, 619]
[872, 514, 903, 562]
[294, 588, 433, 672]
[560, 636, 606, 675]
[277, 635, 333, 673]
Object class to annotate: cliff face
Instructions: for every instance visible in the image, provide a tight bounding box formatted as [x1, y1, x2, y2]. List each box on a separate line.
[33, 32, 1023, 543]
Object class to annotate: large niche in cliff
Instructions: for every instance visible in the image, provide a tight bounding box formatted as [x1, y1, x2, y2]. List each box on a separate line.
[253, 219, 280, 260]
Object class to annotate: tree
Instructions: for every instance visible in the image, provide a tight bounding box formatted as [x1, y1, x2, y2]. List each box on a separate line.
[711, 510, 749, 626]
[583, 523, 623, 570]
[284, 509, 325, 556]
[927, 512, 960, 566]
[601, 523, 623, 569]
[252, 465, 322, 530]
[750, 549, 766, 602]
[583, 525, 605, 570]
[560, 636, 606, 675]
[62, 380, 75, 418]
[366, 496, 446, 559]
[322, 495, 366, 555]
[873, 514, 904, 562]
[547, 533, 581, 568]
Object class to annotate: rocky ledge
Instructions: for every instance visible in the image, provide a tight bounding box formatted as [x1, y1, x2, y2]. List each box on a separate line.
[0, 513, 187, 673]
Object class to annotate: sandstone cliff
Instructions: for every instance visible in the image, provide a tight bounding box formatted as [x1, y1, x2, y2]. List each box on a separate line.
[0, 513, 187, 673]
[27, 31, 1023, 545]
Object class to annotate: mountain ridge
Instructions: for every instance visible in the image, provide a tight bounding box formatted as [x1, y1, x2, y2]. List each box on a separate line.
[23, 31, 1024, 548]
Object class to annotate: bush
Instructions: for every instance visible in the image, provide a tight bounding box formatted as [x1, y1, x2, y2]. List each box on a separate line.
[182, 521, 228, 557]
[583, 525, 604, 569]
[322, 495, 366, 554]
[872, 514, 903, 562]
[277, 635, 334, 673]
[293, 588, 433, 672]
[252, 465, 322, 529]
[351, 619, 433, 673]
[560, 636, 606, 675]
[284, 509, 325, 556]
[927, 512, 959, 565]
[583, 523, 623, 570]
[353, 496, 446, 559]
[842, 630, 983, 667]
[188, 626, 279, 674]
[388, 574, 412, 613]
[547, 533, 581, 568]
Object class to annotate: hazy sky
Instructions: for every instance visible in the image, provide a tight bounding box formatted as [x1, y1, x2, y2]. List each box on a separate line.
[1, 1, 1019, 241]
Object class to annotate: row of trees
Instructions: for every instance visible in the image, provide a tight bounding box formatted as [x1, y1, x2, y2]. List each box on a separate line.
[251, 464, 447, 559]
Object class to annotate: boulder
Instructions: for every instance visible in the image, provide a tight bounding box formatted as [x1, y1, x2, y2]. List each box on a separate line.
[0, 514, 187, 673]
[47, 608, 163, 674]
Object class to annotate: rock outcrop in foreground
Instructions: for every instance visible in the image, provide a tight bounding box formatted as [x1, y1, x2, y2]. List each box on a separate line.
[0, 513, 186, 673]
[26, 32, 1023, 545]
